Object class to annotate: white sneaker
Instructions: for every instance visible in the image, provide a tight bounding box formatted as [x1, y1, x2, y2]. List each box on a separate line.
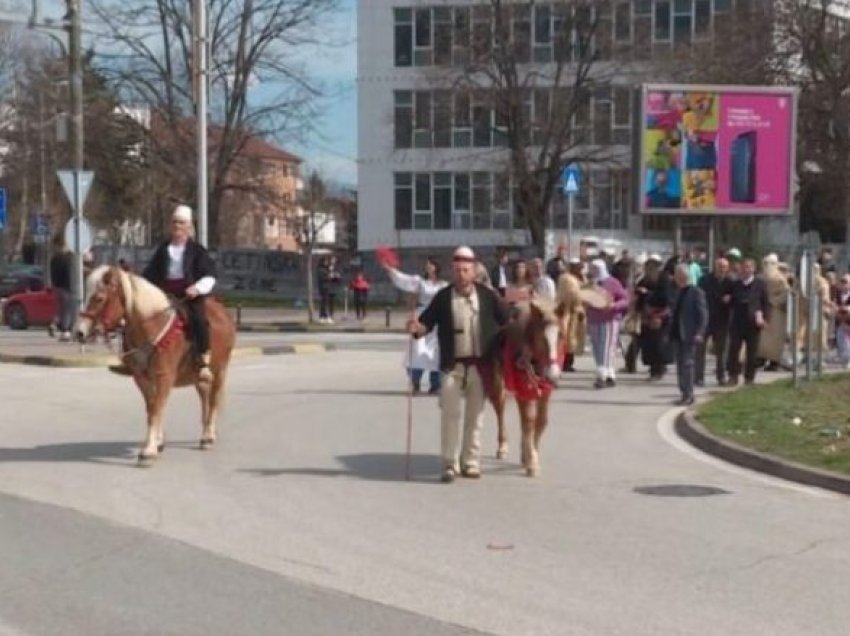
[59, 332, 72, 342]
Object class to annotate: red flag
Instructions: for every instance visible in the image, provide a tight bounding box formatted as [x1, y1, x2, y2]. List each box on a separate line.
[375, 245, 400, 269]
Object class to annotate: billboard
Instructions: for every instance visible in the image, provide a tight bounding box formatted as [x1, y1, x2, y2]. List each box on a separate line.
[638, 84, 798, 215]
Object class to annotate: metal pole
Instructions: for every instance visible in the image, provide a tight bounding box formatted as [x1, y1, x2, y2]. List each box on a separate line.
[674, 217, 683, 255]
[805, 251, 815, 382]
[816, 292, 824, 378]
[194, 0, 208, 247]
[67, 0, 84, 316]
[567, 193, 573, 260]
[707, 216, 716, 263]
[790, 291, 799, 388]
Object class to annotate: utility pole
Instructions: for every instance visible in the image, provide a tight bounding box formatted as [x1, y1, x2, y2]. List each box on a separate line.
[66, 0, 85, 313]
[193, 0, 208, 247]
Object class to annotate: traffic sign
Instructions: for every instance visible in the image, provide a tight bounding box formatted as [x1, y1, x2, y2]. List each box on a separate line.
[562, 163, 581, 195]
[64, 217, 93, 254]
[57, 170, 94, 214]
[0, 187, 6, 230]
[32, 213, 49, 242]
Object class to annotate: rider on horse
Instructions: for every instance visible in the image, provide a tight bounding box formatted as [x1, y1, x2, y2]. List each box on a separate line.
[141, 204, 217, 381]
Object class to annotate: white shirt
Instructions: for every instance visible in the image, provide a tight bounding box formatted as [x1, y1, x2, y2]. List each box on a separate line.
[167, 243, 216, 295]
[498, 265, 507, 290]
[388, 268, 448, 309]
[451, 287, 481, 358]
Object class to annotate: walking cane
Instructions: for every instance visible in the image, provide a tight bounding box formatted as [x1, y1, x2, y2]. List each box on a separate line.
[405, 334, 414, 481]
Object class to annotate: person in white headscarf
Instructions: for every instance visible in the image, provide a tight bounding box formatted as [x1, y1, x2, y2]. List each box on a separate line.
[758, 253, 790, 371]
[584, 258, 629, 389]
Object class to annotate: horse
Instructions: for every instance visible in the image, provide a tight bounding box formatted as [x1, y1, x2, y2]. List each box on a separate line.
[488, 298, 563, 477]
[75, 265, 237, 466]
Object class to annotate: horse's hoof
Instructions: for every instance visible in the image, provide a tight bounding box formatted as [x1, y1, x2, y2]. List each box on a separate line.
[157, 443, 165, 453]
[199, 438, 215, 451]
[137, 453, 157, 467]
[496, 445, 508, 460]
[526, 466, 540, 478]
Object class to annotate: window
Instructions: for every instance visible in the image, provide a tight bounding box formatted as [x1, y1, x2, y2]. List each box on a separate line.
[713, 0, 731, 12]
[472, 95, 491, 148]
[654, 0, 671, 41]
[695, 0, 711, 36]
[553, 4, 573, 62]
[512, 4, 532, 63]
[453, 7, 470, 65]
[433, 90, 452, 148]
[472, 5, 491, 60]
[434, 7, 452, 65]
[394, 172, 412, 229]
[472, 172, 492, 229]
[614, 2, 631, 42]
[434, 172, 452, 229]
[394, 91, 413, 149]
[533, 4, 552, 62]
[414, 91, 432, 148]
[673, 0, 693, 47]
[453, 92, 472, 147]
[414, 8, 432, 65]
[613, 86, 632, 145]
[635, 0, 652, 16]
[574, 5, 594, 59]
[394, 8, 413, 67]
[593, 88, 612, 146]
[414, 173, 431, 229]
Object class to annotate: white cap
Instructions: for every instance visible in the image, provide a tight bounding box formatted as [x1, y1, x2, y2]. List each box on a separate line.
[763, 253, 779, 265]
[726, 247, 742, 259]
[172, 204, 193, 223]
[453, 245, 475, 262]
[568, 257, 582, 265]
[647, 253, 663, 263]
[603, 246, 617, 256]
[635, 252, 648, 265]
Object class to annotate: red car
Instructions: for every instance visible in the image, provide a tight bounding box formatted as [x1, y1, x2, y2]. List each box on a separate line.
[2, 288, 58, 330]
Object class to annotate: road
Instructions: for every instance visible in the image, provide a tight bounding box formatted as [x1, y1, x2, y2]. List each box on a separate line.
[0, 340, 849, 635]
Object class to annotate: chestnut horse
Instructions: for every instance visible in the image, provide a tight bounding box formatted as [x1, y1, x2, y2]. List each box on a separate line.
[75, 265, 236, 465]
[489, 299, 563, 477]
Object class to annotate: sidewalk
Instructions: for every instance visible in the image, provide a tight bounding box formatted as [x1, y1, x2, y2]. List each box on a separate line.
[231, 306, 408, 333]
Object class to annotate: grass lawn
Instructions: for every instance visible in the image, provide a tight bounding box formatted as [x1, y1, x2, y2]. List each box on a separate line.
[697, 374, 850, 477]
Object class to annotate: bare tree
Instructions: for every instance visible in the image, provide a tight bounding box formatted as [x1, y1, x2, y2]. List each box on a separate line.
[296, 170, 335, 323]
[443, 0, 612, 253]
[90, 0, 339, 247]
[773, 0, 850, 243]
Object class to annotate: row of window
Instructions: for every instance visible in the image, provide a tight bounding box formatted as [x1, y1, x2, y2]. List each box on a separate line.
[394, 0, 736, 68]
[393, 170, 631, 232]
[394, 86, 633, 150]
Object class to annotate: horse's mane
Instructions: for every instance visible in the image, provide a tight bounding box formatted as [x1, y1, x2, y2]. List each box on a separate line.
[86, 265, 170, 318]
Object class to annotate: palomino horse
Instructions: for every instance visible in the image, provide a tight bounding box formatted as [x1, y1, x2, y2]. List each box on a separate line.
[75, 265, 236, 465]
[489, 299, 562, 477]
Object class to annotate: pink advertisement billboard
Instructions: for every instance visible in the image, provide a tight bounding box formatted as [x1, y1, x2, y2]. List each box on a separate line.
[639, 85, 797, 215]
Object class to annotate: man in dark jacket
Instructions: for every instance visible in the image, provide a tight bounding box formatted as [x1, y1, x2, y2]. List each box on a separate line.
[49, 234, 74, 340]
[726, 258, 770, 385]
[409, 246, 508, 483]
[490, 248, 510, 297]
[696, 256, 733, 385]
[671, 264, 708, 406]
[142, 205, 217, 380]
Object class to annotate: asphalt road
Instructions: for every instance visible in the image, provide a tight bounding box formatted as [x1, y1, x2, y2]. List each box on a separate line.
[1, 345, 849, 635]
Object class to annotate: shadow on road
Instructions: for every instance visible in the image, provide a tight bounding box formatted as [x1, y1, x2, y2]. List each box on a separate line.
[240, 453, 445, 484]
[0, 441, 139, 466]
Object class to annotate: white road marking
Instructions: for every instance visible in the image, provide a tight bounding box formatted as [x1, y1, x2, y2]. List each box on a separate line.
[656, 408, 840, 500]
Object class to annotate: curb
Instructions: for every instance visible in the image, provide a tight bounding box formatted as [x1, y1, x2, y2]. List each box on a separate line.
[675, 410, 850, 496]
[0, 343, 336, 369]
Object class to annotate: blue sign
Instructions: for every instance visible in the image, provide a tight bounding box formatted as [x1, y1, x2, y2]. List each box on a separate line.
[562, 163, 581, 195]
[31, 213, 49, 238]
[0, 188, 6, 230]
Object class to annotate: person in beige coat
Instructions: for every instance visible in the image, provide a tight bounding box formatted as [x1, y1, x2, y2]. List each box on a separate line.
[758, 254, 790, 371]
[556, 269, 585, 367]
[797, 262, 834, 356]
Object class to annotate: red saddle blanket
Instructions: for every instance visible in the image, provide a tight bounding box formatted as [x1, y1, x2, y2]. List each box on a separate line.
[502, 339, 561, 402]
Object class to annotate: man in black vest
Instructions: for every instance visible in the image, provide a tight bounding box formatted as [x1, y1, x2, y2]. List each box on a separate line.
[696, 256, 733, 386]
[409, 246, 509, 483]
[142, 205, 217, 380]
[671, 263, 708, 406]
[726, 258, 770, 385]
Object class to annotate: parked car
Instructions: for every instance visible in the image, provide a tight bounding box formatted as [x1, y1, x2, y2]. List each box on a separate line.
[2, 288, 57, 330]
[0, 266, 45, 299]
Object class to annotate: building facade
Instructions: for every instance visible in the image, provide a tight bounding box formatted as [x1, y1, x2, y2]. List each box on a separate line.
[357, 0, 776, 254]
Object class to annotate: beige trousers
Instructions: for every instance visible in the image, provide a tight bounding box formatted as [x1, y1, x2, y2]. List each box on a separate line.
[439, 363, 486, 471]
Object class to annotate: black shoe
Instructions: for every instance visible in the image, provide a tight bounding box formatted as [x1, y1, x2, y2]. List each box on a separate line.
[605, 378, 616, 388]
[428, 386, 440, 395]
[728, 376, 739, 386]
[564, 366, 576, 373]
[695, 379, 705, 387]
[412, 383, 421, 395]
[593, 378, 605, 389]
[764, 362, 780, 372]
[674, 396, 695, 406]
[441, 468, 456, 483]
[716, 377, 728, 386]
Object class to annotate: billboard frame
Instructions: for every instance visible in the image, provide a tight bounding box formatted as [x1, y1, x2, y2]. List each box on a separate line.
[637, 83, 799, 217]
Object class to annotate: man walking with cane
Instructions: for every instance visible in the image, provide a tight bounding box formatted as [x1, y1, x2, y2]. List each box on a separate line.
[408, 246, 508, 483]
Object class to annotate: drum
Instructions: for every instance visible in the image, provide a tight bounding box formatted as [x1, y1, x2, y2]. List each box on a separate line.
[579, 286, 610, 310]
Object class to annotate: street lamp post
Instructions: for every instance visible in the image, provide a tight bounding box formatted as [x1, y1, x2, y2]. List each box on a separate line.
[65, 0, 85, 314]
[193, 0, 208, 247]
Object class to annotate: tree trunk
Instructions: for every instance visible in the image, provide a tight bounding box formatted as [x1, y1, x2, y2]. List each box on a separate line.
[305, 246, 316, 323]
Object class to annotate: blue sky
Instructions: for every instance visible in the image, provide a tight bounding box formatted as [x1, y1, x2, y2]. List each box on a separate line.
[288, 0, 357, 186]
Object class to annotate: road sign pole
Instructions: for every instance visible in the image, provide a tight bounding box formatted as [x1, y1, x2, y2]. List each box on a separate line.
[73, 173, 84, 315]
[567, 193, 574, 260]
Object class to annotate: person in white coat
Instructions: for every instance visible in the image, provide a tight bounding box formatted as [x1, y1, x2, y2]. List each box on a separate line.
[384, 257, 449, 394]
